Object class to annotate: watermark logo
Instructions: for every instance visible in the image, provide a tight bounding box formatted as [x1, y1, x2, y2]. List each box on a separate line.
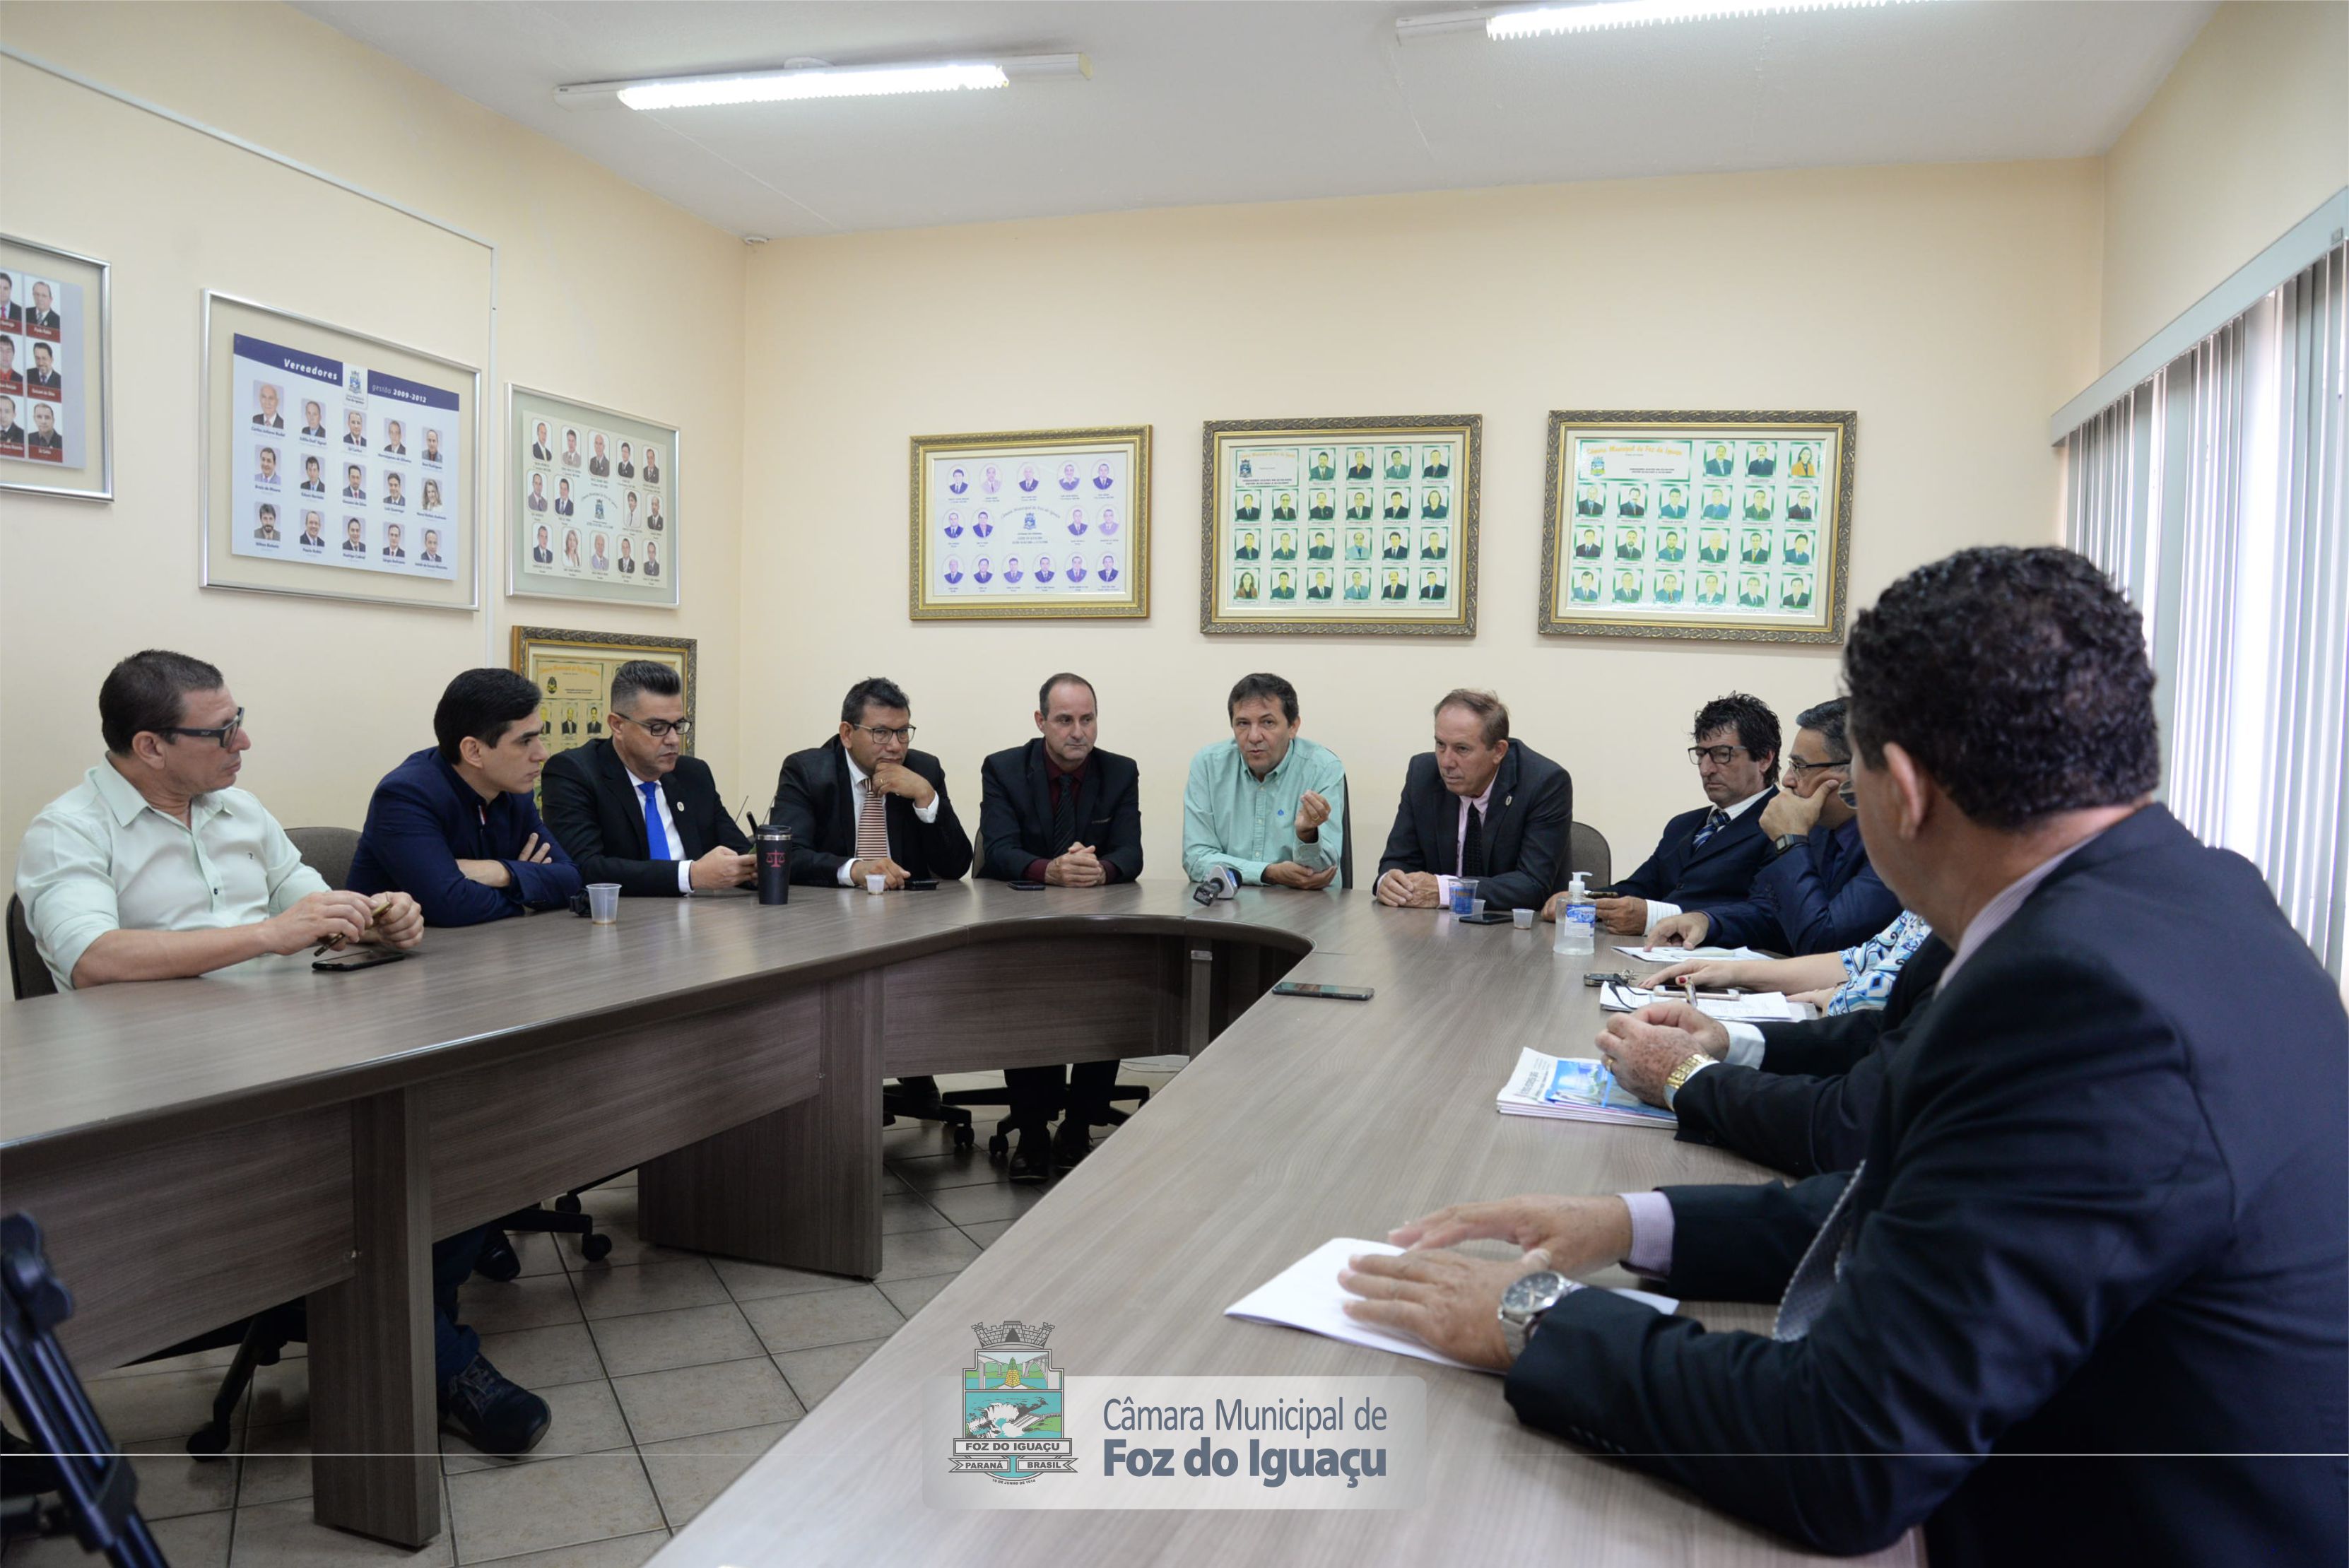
[952, 1320, 1077, 1484]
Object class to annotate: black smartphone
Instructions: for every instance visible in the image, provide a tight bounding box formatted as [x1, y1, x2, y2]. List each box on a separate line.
[1009, 880, 1047, 891]
[314, 946, 408, 973]
[1270, 980, 1374, 1002]
[1457, 909, 1514, 925]
[903, 878, 939, 891]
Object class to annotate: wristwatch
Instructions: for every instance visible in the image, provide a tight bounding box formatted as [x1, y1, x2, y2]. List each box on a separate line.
[1771, 832, 1806, 856]
[1498, 1268, 1582, 1362]
[1663, 1051, 1714, 1107]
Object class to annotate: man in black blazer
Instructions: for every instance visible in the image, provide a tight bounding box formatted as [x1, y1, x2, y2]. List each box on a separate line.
[1342, 548, 2348, 1567]
[540, 661, 753, 897]
[1374, 689, 1572, 916]
[773, 676, 973, 1109]
[976, 673, 1145, 1181]
[1560, 692, 1782, 935]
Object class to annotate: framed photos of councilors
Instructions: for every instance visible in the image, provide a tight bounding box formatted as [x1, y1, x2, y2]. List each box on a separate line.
[203, 292, 479, 610]
[1201, 415, 1480, 635]
[0, 235, 112, 502]
[509, 385, 680, 608]
[511, 625, 697, 765]
[1538, 410, 1854, 644]
[909, 425, 1149, 620]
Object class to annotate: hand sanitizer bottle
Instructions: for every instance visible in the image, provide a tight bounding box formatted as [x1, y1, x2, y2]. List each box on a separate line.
[1554, 872, 1596, 955]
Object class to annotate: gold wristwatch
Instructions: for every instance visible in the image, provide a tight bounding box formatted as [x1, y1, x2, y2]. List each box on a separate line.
[1663, 1052, 1713, 1106]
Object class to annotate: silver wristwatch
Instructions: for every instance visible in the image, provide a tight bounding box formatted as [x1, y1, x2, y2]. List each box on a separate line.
[1498, 1269, 1582, 1362]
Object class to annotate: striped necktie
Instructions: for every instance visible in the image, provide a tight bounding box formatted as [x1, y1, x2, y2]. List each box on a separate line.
[1690, 806, 1729, 849]
[1772, 1160, 1866, 1341]
[855, 778, 890, 861]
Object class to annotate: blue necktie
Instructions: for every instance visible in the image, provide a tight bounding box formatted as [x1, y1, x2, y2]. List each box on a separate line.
[639, 780, 670, 861]
[1690, 806, 1727, 850]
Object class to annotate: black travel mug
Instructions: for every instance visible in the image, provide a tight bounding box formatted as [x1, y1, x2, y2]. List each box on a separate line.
[757, 825, 792, 905]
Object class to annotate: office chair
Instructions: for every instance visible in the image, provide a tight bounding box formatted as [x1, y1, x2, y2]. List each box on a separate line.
[6, 896, 56, 1001]
[1568, 821, 1613, 889]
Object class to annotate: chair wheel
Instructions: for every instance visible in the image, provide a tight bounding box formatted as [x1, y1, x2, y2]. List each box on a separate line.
[553, 1193, 582, 1215]
[186, 1425, 230, 1458]
[987, 1133, 1009, 1160]
[581, 1232, 613, 1263]
[953, 1122, 976, 1151]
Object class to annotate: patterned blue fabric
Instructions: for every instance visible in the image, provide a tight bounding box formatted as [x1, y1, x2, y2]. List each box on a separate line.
[1826, 909, 1933, 1015]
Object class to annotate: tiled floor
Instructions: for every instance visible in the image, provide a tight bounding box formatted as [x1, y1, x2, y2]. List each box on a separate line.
[12, 1064, 1179, 1567]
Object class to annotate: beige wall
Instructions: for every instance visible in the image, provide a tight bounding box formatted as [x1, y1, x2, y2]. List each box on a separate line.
[742, 162, 2101, 881]
[0, 2, 746, 887]
[2100, 1, 2349, 370]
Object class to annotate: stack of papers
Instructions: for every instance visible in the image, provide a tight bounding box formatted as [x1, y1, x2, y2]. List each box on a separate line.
[1495, 1048, 1676, 1129]
[1615, 944, 1768, 962]
[1596, 983, 1811, 1023]
[1225, 1239, 1678, 1374]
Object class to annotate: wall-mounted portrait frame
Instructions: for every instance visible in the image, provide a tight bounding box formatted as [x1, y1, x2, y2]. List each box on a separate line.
[1539, 410, 1855, 643]
[201, 290, 481, 611]
[1201, 414, 1480, 636]
[0, 234, 112, 502]
[510, 624, 697, 764]
[508, 384, 681, 608]
[908, 425, 1150, 620]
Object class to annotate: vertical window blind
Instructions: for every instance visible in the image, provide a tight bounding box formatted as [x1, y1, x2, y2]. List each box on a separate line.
[2063, 244, 2348, 977]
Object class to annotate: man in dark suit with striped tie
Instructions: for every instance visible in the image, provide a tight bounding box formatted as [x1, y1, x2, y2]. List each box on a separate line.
[1548, 692, 1781, 934]
[1339, 546, 2347, 1568]
[975, 672, 1146, 1181]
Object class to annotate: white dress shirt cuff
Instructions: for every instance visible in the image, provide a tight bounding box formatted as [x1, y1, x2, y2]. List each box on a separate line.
[1721, 1022, 1767, 1068]
[1644, 899, 1682, 930]
[677, 859, 694, 895]
[1618, 1191, 1675, 1278]
[912, 794, 940, 825]
[835, 859, 856, 887]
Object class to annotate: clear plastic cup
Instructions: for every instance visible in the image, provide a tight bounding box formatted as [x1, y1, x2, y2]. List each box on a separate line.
[865, 873, 887, 895]
[586, 883, 620, 924]
[1512, 907, 1536, 929]
[1470, 897, 1488, 917]
[1449, 877, 1480, 915]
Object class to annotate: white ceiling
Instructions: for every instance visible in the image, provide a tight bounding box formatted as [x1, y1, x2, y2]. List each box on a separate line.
[296, 1, 2215, 238]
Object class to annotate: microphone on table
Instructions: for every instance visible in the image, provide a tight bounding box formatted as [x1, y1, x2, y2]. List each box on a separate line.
[1191, 867, 1240, 907]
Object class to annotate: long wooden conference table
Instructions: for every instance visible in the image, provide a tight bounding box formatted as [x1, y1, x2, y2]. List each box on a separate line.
[1, 880, 1914, 1564]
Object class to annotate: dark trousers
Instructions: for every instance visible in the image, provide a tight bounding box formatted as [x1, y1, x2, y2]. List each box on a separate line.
[1006, 1060, 1120, 1128]
[432, 1225, 491, 1387]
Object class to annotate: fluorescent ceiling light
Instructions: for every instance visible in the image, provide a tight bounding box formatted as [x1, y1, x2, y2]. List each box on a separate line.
[1488, 1, 1914, 40]
[555, 54, 1088, 111]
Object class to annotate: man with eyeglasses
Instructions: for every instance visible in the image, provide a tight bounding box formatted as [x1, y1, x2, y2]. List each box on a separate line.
[540, 660, 753, 897]
[1650, 697, 1897, 954]
[16, 652, 555, 1458]
[1548, 692, 1782, 936]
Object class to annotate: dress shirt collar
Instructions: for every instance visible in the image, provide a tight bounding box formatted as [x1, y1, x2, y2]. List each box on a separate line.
[92, 755, 231, 829]
[1244, 744, 1295, 789]
[1043, 750, 1086, 784]
[622, 760, 664, 794]
[1719, 786, 1769, 822]
[1460, 772, 1495, 814]
[1940, 828, 2108, 985]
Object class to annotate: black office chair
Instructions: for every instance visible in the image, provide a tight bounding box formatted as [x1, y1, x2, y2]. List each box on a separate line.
[6, 895, 56, 1001]
[1568, 822, 1613, 888]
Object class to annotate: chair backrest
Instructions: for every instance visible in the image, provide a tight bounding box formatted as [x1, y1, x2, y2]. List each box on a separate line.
[1568, 821, 1612, 889]
[1339, 779, 1354, 890]
[286, 825, 363, 891]
[8, 893, 57, 1001]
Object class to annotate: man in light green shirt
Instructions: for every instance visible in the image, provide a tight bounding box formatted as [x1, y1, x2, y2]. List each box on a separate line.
[16, 649, 422, 991]
[1181, 672, 1346, 889]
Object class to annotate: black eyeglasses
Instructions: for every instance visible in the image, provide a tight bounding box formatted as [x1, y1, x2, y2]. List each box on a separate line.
[613, 712, 693, 741]
[851, 724, 917, 744]
[1686, 745, 1750, 767]
[162, 707, 245, 750]
[1785, 756, 1852, 777]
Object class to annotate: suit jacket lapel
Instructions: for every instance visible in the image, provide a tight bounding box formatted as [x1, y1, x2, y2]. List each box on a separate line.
[828, 742, 858, 859]
[1685, 786, 1772, 871]
[594, 741, 652, 857]
[1484, 748, 1524, 860]
[1025, 741, 1053, 847]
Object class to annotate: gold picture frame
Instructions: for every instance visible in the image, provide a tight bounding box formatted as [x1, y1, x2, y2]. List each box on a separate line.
[510, 625, 697, 762]
[1201, 415, 1480, 636]
[908, 425, 1150, 620]
[1539, 410, 1854, 644]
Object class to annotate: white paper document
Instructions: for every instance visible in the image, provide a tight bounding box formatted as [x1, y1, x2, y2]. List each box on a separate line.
[1225, 1238, 1678, 1375]
[1597, 983, 1813, 1023]
[1615, 945, 1769, 962]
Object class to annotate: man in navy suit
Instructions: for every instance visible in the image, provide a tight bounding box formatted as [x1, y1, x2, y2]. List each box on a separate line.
[539, 661, 752, 897]
[1374, 689, 1572, 916]
[1653, 697, 1898, 955]
[348, 668, 583, 926]
[1341, 546, 2347, 1568]
[1558, 692, 1781, 935]
[976, 673, 1146, 1181]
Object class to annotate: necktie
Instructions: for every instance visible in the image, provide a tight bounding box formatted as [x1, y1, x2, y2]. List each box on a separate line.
[1772, 1160, 1866, 1341]
[1460, 805, 1485, 879]
[1690, 806, 1728, 850]
[856, 779, 890, 861]
[1050, 773, 1077, 856]
[638, 781, 670, 861]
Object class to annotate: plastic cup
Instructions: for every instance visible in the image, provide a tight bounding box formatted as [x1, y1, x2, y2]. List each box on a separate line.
[586, 883, 620, 924]
[865, 873, 887, 895]
[1449, 877, 1480, 915]
[1470, 897, 1488, 917]
[1512, 907, 1536, 929]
